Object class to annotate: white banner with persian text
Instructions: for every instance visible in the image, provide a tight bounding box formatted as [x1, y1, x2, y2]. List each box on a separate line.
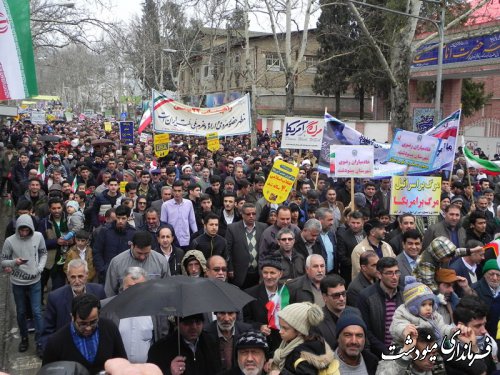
[281, 117, 324, 150]
[153, 94, 251, 136]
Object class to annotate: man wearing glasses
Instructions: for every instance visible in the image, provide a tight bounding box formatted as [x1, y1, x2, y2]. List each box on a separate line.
[312, 274, 364, 350]
[357, 257, 403, 359]
[42, 294, 127, 374]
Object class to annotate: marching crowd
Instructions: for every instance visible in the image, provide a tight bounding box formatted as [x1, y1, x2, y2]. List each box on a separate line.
[1, 118, 500, 374]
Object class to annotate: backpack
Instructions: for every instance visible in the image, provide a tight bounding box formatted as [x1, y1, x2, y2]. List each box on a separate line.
[294, 357, 340, 375]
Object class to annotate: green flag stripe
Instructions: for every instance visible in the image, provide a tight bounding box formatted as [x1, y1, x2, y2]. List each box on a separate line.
[6, 0, 38, 97]
[464, 146, 500, 172]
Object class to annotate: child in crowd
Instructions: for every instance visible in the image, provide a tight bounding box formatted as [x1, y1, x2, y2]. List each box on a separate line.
[390, 276, 455, 346]
[61, 200, 84, 240]
[63, 230, 96, 281]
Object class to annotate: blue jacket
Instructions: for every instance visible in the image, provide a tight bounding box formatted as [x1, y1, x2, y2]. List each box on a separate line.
[41, 283, 105, 347]
[92, 222, 136, 278]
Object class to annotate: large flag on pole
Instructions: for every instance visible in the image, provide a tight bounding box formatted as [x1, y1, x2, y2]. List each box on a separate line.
[138, 91, 172, 134]
[462, 136, 500, 175]
[0, 0, 38, 100]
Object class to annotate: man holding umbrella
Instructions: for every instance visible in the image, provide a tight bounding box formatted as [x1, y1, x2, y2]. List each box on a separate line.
[147, 314, 221, 375]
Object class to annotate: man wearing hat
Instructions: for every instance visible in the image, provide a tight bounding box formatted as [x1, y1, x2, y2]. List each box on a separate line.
[243, 257, 285, 353]
[334, 314, 378, 374]
[147, 313, 221, 375]
[351, 218, 395, 280]
[435, 268, 470, 324]
[218, 330, 268, 375]
[472, 259, 500, 338]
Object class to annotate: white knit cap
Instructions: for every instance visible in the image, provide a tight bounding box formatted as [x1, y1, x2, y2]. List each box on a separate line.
[277, 302, 324, 335]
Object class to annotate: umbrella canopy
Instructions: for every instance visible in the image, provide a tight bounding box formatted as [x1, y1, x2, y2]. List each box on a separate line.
[91, 139, 115, 146]
[39, 135, 62, 142]
[100, 275, 255, 319]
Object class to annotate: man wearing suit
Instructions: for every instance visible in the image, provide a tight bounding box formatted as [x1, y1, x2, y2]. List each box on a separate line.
[312, 274, 363, 350]
[316, 208, 339, 274]
[41, 258, 106, 347]
[151, 186, 172, 214]
[226, 203, 267, 288]
[204, 311, 252, 372]
[450, 238, 484, 294]
[422, 204, 466, 249]
[396, 229, 422, 288]
[243, 258, 284, 353]
[347, 251, 378, 307]
[287, 254, 326, 306]
[336, 210, 365, 285]
[294, 219, 323, 260]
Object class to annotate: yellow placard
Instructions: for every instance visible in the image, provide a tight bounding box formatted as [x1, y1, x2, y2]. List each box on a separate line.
[104, 122, 112, 132]
[120, 181, 127, 194]
[154, 133, 170, 157]
[263, 160, 299, 204]
[206, 132, 220, 152]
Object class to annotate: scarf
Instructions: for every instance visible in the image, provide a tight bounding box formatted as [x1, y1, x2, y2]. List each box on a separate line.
[271, 336, 304, 371]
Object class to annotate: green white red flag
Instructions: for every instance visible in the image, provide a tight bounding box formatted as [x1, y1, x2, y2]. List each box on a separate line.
[0, 0, 38, 100]
[37, 154, 46, 181]
[462, 137, 500, 175]
[265, 284, 290, 330]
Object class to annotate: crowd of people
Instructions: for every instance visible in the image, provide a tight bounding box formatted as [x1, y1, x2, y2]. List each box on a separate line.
[1, 118, 500, 374]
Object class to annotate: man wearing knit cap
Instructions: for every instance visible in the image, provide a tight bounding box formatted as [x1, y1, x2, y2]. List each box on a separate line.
[334, 313, 379, 375]
[414, 235, 483, 293]
[472, 259, 500, 337]
[218, 330, 268, 375]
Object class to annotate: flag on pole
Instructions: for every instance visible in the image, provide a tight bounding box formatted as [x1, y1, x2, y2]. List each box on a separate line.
[37, 154, 46, 181]
[0, 0, 38, 100]
[265, 284, 290, 330]
[138, 90, 173, 134]
[462, 137, 500, 175]
[71, 178, 78, 193]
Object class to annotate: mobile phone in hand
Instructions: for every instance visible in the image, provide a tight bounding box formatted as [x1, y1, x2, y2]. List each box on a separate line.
[19, 259, 29, 264]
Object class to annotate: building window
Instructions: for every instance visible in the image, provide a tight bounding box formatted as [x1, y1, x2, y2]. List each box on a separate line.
[203, 65, 210, 77]
[265, 53, 283, 72]
[305, 56, 318, 73]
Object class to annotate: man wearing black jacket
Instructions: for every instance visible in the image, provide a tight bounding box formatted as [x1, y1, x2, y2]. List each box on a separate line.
[190, 212, 228, 262]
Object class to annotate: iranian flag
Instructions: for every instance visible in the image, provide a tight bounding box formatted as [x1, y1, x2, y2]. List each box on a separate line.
[37, 154, 46, 181]
[71, 178, 78, 193]
[462, 137, 500, 175]
[138, 90, 173, 134]
[0, 0, 38, 100]
[265, 284, 290, 330]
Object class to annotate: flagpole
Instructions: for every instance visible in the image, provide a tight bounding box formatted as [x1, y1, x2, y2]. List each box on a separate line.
[448, 108, 462, 184]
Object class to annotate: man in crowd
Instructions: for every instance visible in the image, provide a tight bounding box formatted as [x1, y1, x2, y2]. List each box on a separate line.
[387, 213, 416, 254]
[218, 192, 240, 237]
[316, 208, 338, 274]
[156, 225, 184, 275]
[357, 257, 403, 358]
[423, 204, 466, 249]
[161, 180, 198, 250]
[337, 210, 365, 284]
[287, 254, 326, 306]
[104, 231, 170, 296]
[347, 250, 378, 307]
[205, 255, 228, 282]
[273, 227, 305, 280]
[294, 218, 323, 260]
[42, 294, 127, 374]
[395, 229, 422, 287]
[191, 212, 228, 261]
[226, 203, 267, 288]
[41, 259, 105, 347]
[219, 330, 268, 375]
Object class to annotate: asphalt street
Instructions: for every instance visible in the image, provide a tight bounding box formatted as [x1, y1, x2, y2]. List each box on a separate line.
[0, 203, 41, 375]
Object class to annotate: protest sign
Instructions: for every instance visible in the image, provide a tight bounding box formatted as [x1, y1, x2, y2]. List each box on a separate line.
[390, 176, 441, 215]
[387, 130, 441, 170]
[333, 145, 374, 178]
[263, 160, 299, 204]
[206, 132, 220, 152]
[154, 133, 170, 157]
[281, 117, 324, 150]
[104, 122, 112, 132]
[119, 121, 134, 144]
[153, 93, 251, 136]
[139, 133, 151, 143]
[31, 111, 46, 124]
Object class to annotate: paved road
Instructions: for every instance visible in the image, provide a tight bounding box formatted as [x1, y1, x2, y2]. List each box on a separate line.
[0, 203, 41, 374]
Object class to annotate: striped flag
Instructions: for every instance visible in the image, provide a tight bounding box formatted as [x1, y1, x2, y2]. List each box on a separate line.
[71, 178, 78, 193]
[37, 155, 46, 181]
[265, 284, 290, 330]
[0, 0, 38, 100]
[138, 90, 173, 134]
[462, 137, 500, 175]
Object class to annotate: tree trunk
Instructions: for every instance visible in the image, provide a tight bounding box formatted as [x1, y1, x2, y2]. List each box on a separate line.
[335, 89, 341, 118]
[285, 70, 295, 116]
[390, 37, 413, 130]
[359, 87, 365, 120]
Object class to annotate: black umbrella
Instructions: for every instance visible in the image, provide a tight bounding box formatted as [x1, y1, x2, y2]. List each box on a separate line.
[39, 135, 62, 142]
[100, 275, 255, 320]
[91, 139, 115, 147]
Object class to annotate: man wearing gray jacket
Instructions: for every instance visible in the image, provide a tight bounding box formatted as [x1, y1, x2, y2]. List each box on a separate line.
[1, 214, 47, 355]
